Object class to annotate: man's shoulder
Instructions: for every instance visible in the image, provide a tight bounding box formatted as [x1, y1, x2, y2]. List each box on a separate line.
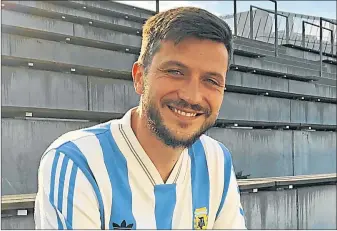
[45, 119, 121, 154]
[199, 134, 231, 156]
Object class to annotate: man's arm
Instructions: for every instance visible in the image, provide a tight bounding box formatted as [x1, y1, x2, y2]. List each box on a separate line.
[34, 149, 102, 229]
[213, 167, 246, 229]
[213, 143, 246, 229]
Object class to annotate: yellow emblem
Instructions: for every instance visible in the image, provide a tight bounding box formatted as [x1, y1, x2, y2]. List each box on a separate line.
[194, 207, 208, 229]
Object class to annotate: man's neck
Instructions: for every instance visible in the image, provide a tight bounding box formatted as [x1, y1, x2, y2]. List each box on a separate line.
[130, 108, 184, 183]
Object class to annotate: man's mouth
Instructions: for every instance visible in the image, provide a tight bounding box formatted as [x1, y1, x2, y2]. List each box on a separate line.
[167, 105, 203, 118]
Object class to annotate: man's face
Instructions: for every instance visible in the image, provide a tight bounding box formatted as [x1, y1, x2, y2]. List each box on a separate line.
[134, 37, 228, 148]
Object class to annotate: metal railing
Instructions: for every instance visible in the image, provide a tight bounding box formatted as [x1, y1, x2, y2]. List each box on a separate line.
[156, 0, 159, 13]
[320, 17, 337, 76]
[154, 0, 337, 64]
[233, 0, 279, 56]
[249, 5, 291, 57]
[302, 21, 334, 53]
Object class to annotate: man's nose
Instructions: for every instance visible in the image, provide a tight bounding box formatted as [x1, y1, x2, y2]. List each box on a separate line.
[177, 77, 202, 106]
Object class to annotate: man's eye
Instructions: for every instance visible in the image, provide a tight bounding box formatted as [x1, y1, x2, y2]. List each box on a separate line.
[206, 78, 219, 86]
[167, 69, 183, 76]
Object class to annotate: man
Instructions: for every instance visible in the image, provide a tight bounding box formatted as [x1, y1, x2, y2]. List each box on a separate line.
[34, 6, 246, 229]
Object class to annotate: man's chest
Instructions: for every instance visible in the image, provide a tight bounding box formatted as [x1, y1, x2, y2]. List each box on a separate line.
[95, 165, 224, 230]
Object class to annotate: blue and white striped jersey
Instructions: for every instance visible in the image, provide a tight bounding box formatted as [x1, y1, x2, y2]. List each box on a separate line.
[34, 108, 246, 229]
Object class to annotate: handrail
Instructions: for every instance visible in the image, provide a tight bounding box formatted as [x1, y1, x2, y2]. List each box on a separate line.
[302, 21, 333, 52]
[155, 0, 159, 13]
[250, 0, 278, 56]
[233, 0, 238, 36]
[249, 5, 289, 44]
[320, 17, 337, 77]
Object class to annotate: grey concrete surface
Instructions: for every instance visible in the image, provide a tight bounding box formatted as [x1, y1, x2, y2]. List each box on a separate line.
[233, 43, 333, 73]
[89, 76, 139, 113]
[1, 213, 35, 230]
[4, 1, 143, 31]
[2, 66, 88, 110]
[227, 71, 336, 99]
[241, 190, 297, 229]
[2, 10, 142, 49]
[4, 67, 335, 126]
[235, 36, 335, 61]
[293, 131, 336, 175]
[2, 9, 74, 36]
[322, 62, 337, 74]
[220, 92, 291, 123]
[297, 185, 337, 229]
[2, 33, 137, 73]
[73, 24, 141, 48]
[234, 42, 337, 75]
[226, 71, 290, 93]
[315, 77, 337, 87]
[206, 128, 293, 178]
[234, 55, 322, 78]
[65, 1, 154, 20]
[288, 79, 336, 99]
[1, 118, 96, 195]
[234, 36, 286, 52]
[290, 100, 336, 125]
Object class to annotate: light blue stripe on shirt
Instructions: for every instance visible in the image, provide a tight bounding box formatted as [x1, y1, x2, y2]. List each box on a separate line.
[85, 124, 136, 230]
[49, 151, 63, 229]
[216, 142, 233, 218]
[57, 142, 105, 229]
[154, 184, 177, 229]
[57, 156, 69, 213]
[188, 139, 210, 229]
[67, 162, 78, 228]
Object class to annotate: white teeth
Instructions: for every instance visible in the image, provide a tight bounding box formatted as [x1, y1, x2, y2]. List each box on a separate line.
[173, 108, 197, 117]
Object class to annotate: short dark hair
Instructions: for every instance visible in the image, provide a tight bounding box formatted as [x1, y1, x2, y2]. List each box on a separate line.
[138, 7, 233, 72]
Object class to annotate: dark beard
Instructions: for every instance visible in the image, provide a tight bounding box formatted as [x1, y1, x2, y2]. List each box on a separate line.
[143, 98, 216, 149]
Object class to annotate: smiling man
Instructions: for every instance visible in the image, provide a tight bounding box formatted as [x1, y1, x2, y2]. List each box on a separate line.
[35, 7, 246, 230]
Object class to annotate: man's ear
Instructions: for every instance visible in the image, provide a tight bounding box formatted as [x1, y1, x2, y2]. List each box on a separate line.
[132, 62, 145, 95]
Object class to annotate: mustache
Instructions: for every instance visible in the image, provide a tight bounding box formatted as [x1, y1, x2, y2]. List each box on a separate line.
[162, 99, 211, 116]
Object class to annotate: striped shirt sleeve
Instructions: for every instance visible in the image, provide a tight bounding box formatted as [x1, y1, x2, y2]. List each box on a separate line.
[213, 144, 247, 229]
[34, 149, 101, 229]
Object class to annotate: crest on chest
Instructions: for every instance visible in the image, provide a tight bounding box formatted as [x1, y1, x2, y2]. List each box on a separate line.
[194, 207, 208, 229]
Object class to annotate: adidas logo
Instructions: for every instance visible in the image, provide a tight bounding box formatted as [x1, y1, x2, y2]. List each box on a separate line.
[112, 220, 133, 230]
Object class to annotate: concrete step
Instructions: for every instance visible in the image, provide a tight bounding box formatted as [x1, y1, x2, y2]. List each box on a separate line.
[49, 1, 154, 22]
[2, 10, 142, 53]
[5, 10, 335, 80]
[5, 32, 335, 88]
[1, 118, 97, 195]
[234, 36, 336, 61]
[1, 66, 336, 117]
[226, 71, 336, 101]
[234, 36, 287, 52]
[233, 43, 335, 74]
[1, 117, 335, 196]
[260, 55, 336, 75]
[2, 33, 137, 74]
[233, 55, 336, 81]
[207, 127, 336, 178]
[2, 1, 143, 35]
[3, 106, 336, 132]
[2, 66, 336, 126]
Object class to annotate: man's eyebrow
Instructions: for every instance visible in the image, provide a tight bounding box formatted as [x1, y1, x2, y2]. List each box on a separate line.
[159, 60, 188, 69]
